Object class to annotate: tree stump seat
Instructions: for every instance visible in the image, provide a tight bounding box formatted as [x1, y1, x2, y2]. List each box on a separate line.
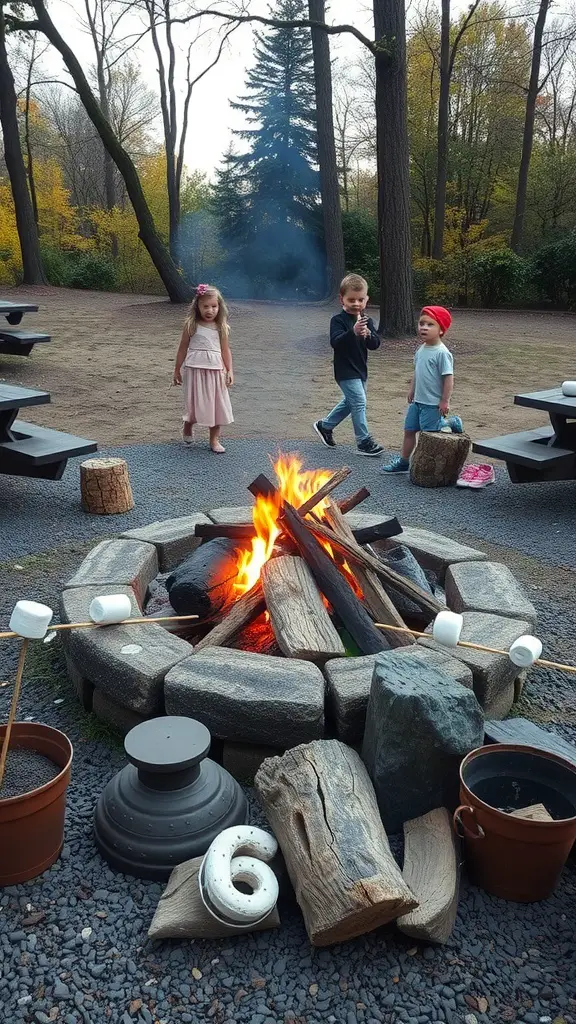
[410, 431, 471, 488]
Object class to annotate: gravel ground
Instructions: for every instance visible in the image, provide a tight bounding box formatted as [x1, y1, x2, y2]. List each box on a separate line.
[0, 440, 575, 1024]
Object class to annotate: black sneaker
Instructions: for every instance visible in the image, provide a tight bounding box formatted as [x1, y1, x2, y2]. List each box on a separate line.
[313, 420, 336, 448]
[357, 436, 384, 457]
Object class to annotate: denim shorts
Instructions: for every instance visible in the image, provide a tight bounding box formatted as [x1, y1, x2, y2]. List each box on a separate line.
[404, 402, 444, 433]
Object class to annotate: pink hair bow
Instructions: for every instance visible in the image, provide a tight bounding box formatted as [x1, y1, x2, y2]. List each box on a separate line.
[196, 283, 209, 295]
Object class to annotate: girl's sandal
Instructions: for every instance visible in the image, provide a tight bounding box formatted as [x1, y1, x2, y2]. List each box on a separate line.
[182, 424, 194, 446]
[210, 442, 226, 454]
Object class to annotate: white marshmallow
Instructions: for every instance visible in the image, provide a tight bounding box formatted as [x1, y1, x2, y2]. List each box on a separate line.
[432, 609, 464, 648]
[9, 600, 53, 639]
[561, 380, 576, 397]
[89, 594, 132, 625]
[509, 635, 542, 668]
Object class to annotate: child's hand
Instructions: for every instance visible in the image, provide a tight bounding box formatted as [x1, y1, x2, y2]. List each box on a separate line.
[226, 371, 234, 387]
[353, 318, 367, 336]
[173, 368, 182, 386]
[407, 390, 415, 403]
[439, 399, 450, 415]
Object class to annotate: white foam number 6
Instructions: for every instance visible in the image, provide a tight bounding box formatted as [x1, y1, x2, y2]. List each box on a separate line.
[199, 825, 279, 928]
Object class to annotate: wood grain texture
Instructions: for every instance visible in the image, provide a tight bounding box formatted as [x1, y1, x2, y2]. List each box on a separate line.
[325, 501, 413, 647]
[281, 503, 389, 656]
[255, 740, 417, 946]
[261, 555, 344, 662]
[396, 807, 459, 944]
[80, 457, 134, 514]
[410, 432, 471, 488]
[195, 581, 265, 651]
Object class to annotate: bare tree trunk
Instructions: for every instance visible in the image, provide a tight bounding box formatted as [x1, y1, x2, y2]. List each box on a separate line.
[309, 0, 345, 297]
[29, 0, 191, 301]
[373, 0, 415, 336]
[511, 0, 551, 253]
[24, 34, 39, 226]
[432, 0, 450, 260]
[0, 5, 47, 284]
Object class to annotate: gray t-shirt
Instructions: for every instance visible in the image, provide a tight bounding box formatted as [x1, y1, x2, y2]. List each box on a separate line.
[413, 342, 454, 405]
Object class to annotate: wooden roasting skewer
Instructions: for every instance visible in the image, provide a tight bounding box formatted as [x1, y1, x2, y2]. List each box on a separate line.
[374, 622, 576, 676]
[0, 614, 199, 641]
[0, 639, 28, 788]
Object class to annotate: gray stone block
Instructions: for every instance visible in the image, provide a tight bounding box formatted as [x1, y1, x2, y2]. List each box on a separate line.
[445, 561, 537, 624]
[382, 527, 485, 581]
[164, 647, 325, 746]
[60, 586, 191, 714]
[208, 506, 253, 524]
[325, 646, 473, 745]
[362, 654, 484, 832]
[419, 611, 533, 720]
[64, 652, 94, 712]
[65, 539, 158, 607]
[92, 689, 149, 735]
[120, 514, 211, 572]
[222, 742, 282, 785]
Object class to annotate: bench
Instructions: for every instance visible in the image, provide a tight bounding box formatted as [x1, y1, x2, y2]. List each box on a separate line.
[0, 420, 97, 480]
[0, 329, 51, 357]
[472, 426, 576, 483]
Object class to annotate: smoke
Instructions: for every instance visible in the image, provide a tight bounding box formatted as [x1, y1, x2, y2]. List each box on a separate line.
[177, 206, 327, 301]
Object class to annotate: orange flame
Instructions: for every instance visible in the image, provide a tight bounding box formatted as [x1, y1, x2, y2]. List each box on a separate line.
[234, 454, 361, 598]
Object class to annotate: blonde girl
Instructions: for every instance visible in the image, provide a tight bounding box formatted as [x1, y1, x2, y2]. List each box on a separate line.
[173, 283, 234, 454]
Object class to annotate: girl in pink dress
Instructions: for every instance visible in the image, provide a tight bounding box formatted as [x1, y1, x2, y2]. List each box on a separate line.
[173, 284, 234, 454]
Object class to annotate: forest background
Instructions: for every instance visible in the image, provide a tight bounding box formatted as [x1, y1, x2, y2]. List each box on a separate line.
[1, 0, 576, 329]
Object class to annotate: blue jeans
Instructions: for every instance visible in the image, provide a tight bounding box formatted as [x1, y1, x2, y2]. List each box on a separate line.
[322, 379, 369, 443]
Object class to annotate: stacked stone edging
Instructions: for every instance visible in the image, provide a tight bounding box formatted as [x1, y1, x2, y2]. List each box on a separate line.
[60, 509, 537, 780]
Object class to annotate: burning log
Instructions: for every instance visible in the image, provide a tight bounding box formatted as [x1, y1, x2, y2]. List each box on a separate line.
[248, 474, 278, 500]
[195, 581, 265, 651]
[299, 517, 442, 618]
[194, 517, 401, 546]
[261, 555, 345, 663]
[324, 502, 413, 648]
[281, 502, 389, 656]
[229, 615, 281, 657]
[296, 467, 351, 515]
[338, 487, 370, 515]
[255, 740, 418, 946]
[165, 538, 242, 618]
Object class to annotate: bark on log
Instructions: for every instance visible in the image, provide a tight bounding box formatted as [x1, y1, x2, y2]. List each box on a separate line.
[282, 503, 389, 656]
[147, 855, 280, 939]
[396, 808, 459, 944]
[296, 466, 351, 515]
[409, 432, 471, 488]
[166, 538, 241, 618]
[338, 487, 370, 515]
[255, 740, 418, 946]
[261, 554, 345, 662]
[301, 516, 443, 617]
[352, 518, 402, 545]
[248, 474, 277, 500]
[195, 519, 399, 546]
[325, 502, 413, 648]
[195, 581, 265, 651]
[80, 457, 134, 514]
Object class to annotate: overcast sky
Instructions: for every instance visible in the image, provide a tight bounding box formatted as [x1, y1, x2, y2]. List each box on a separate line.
[45, 0, 475, 177]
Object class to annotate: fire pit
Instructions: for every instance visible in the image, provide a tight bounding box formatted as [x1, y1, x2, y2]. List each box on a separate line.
[60, 454, 537, 782]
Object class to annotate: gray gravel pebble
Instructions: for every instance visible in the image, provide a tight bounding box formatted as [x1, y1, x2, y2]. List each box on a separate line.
[1, 440, 575, 1023]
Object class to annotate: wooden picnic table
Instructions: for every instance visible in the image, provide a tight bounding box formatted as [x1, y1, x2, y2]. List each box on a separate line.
[0, 298, 49, 356]
[0, 382, 96, 480]
[473, 386, 576, 484]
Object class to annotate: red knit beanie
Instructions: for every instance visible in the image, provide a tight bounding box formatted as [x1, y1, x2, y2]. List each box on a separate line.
[421, 305, 452, 335]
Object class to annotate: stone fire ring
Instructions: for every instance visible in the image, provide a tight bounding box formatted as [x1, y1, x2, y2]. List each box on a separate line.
[60, 508, 537, 784]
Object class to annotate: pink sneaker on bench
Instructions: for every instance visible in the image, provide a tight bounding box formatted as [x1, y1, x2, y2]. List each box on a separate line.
[457, 464, 495, 488]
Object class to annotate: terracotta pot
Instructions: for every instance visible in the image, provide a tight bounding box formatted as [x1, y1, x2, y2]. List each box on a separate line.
[454, 744, 576, 902]
[0, 722, 73, 886]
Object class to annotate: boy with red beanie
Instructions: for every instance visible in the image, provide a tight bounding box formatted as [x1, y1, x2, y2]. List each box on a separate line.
[382, 305, 462, 474]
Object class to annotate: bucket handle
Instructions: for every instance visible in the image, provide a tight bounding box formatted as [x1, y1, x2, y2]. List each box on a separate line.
[453, 805, 485, 841]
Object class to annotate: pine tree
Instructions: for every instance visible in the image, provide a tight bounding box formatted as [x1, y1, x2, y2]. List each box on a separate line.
[211, 146, 251, 245]
[220, 0, 323, 297]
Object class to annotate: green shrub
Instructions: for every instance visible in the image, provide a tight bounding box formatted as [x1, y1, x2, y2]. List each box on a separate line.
[468, 247, 529, 307]
[68, 252, 117, 291]
[341, 209, 380, 299]
[40, 245, 73, 287]
[532, 233, 576, 309]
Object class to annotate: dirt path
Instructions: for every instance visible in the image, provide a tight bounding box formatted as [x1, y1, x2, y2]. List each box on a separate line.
[1, 286, 574, 449]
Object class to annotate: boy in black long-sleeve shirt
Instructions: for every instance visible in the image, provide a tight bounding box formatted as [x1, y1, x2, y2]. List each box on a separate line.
[313, 274, 384, 456]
